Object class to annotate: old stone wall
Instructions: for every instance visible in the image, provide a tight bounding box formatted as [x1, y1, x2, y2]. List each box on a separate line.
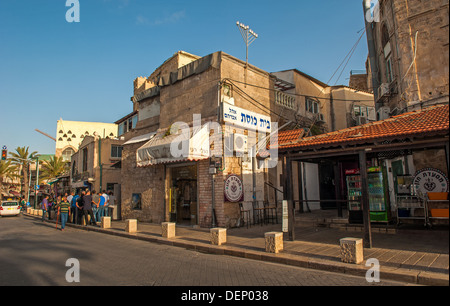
[374, 0, 449, 110]
[120, 142, 165, 223]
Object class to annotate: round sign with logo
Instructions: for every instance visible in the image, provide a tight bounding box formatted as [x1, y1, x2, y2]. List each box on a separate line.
[224, 175, 244, 203]
[412, 168, 449, 194]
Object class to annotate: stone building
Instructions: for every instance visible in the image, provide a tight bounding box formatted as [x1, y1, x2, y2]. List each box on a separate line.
[118, 50, 374, 228]
[363, 0, 449, 116]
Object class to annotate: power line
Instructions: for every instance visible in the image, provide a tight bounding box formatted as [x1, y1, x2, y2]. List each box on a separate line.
[223, 78, 374, 103]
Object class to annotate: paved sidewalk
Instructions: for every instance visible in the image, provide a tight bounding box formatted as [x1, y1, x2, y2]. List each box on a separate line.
[27, 213, 449, 286]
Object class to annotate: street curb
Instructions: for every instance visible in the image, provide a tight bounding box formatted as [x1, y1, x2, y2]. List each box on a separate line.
[27, 214, 449, 286]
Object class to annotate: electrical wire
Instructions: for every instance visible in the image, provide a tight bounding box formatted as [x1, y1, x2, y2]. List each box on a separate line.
[223, 78, 374, 103]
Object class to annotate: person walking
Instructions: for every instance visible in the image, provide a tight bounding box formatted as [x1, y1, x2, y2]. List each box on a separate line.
[57, 196, 71, 231]
[41, 195, 49, 221]
[82, 190, 96, 226]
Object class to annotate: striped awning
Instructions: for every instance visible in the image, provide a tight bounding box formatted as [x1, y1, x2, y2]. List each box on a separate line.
[137, 125, 210, 167]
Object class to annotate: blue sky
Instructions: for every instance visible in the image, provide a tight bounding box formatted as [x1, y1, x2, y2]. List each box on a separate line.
[0, 0, 370, 155]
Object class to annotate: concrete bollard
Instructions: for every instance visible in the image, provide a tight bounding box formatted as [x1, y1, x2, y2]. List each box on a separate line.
[340, 238, 364, 264]
[210, 228, 227, 246]
[125, 219, 138, 233]
[38, 210, 43, 216]
[265, 232, 284, 254]
[101, 216, 111, 229]
[161, 222, 176, 238]
[27, 208, 31, 214]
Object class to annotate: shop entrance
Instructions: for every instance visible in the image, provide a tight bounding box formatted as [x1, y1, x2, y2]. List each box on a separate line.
[169, 164, 198, 225]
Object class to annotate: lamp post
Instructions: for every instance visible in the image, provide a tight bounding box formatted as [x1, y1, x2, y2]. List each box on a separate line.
[34, 156, 40, 209]
[236, 21, 258, 86]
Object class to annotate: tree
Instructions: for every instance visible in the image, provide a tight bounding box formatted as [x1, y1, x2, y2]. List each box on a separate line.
[9, 146, 38, 198]
[39, 155, 69, 182]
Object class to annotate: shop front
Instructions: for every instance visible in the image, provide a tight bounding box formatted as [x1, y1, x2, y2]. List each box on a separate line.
[277, 105, 449, 246]
[167, 163, 198, 225]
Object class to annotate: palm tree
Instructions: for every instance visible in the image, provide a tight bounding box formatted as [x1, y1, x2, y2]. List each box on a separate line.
[0, 160, 20, 198]
[39, 155, 69, 182]
[9, 146, 38, 198]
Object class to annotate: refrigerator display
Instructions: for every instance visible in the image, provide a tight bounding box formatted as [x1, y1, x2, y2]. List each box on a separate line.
[346, 167, 390, 224]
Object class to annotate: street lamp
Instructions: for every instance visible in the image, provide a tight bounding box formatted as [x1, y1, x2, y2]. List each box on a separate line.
[236, 21, 258, 86]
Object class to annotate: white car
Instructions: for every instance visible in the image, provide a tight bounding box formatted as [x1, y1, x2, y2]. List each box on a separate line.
[0, 201, 21, 217]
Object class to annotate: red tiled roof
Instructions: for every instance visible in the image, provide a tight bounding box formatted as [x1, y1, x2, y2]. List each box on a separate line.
[276, 104, 449, 151]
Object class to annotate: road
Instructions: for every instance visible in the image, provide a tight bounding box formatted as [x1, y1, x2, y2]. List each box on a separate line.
[0, 215, 411, 288]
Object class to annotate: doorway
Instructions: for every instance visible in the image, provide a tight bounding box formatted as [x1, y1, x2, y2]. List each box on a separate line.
[169, 164, 198, 225]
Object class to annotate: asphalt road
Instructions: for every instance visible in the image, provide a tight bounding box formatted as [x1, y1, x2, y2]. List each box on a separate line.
[0, 215, 410, 288]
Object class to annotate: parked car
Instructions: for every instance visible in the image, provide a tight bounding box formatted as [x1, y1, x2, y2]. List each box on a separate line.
[0, 200, 21, 217]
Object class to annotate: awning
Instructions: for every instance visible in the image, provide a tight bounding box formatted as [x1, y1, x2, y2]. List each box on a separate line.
[71, 181, 90, 188]
[137, 125, 210, 167]
[47, 178, 60, 185]
[123, 132, 156, 145]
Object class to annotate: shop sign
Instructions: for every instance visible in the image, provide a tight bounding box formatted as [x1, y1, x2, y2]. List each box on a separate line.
[282, 200, 288, 233]
[224, 175, 244, 202]
[412, 168, 449, 194]
[223, 102, 271, 132]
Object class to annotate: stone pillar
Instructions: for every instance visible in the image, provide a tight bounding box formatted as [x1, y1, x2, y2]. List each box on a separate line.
[210, 228, 227, 246]
[161, 222, 176, 238]
[340, 238, 364, 264]
[125, 219, 138, 233]
[101, 216, 111, 229]
[265, 232, 284, 253]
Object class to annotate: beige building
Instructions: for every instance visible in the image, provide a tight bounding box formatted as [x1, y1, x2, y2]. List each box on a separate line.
[55, 119, 118, 162]
[117, 50, 374, 228]
[271, 69, 375, 132]
[70, 135, 123, 194]
[363, 0, 449, 116]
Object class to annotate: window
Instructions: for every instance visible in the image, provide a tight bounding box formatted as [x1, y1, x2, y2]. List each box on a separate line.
[82, 148, 88, 172]
[305, 98, 320, 114]
[62, 148, 75, 162]
[72, 161, 77, 176]
[118, 114, 138, 136]
[111, 145, 123, 158]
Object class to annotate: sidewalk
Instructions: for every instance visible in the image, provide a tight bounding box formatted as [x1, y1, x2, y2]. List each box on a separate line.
[27, 212, 449, 286]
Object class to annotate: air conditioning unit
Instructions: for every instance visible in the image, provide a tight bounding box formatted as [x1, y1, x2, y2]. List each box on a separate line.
[377, 83, 390, 100]
[233, 133, 248, 154]
[377, 106, 390, 121]
[356, 116, 369, 125]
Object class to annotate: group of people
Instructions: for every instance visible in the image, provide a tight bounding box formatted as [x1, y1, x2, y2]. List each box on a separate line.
[41, 190, 114, 231]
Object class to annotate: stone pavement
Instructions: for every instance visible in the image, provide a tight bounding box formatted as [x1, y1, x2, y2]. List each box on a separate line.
[26, 212, 449, 286]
